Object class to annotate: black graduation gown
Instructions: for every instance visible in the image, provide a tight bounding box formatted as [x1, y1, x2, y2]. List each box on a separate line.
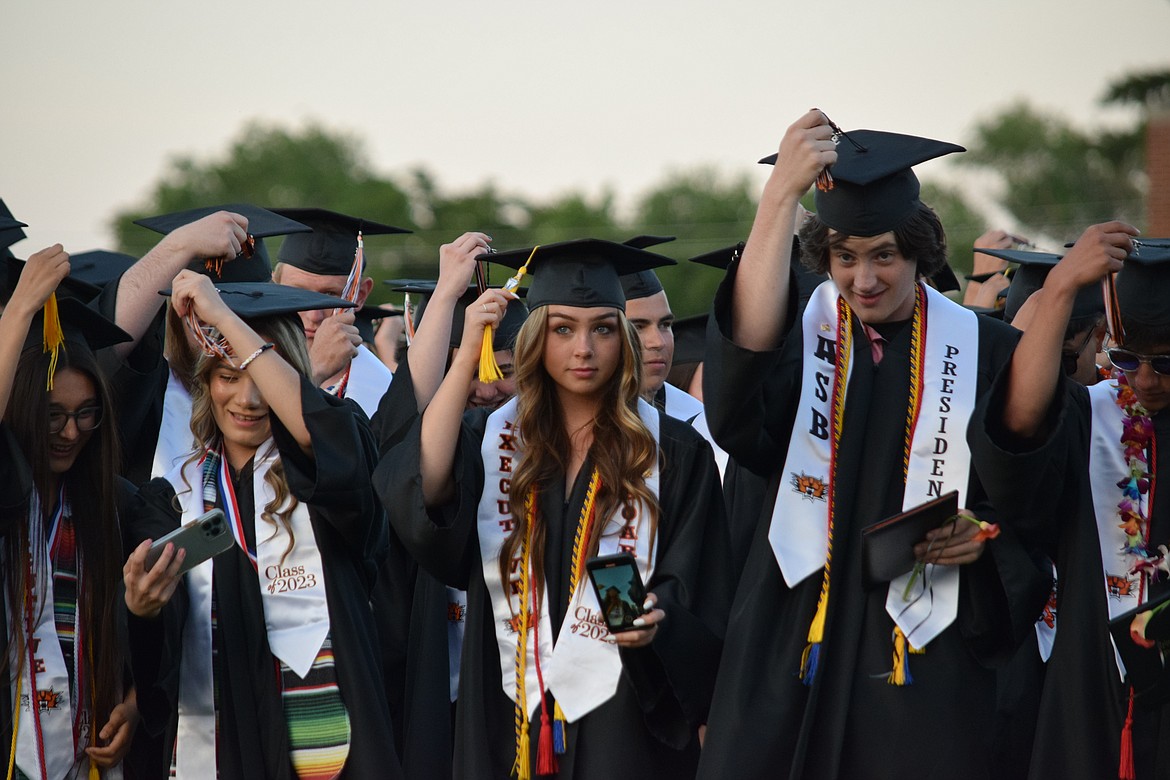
[368, 358, 459, 780]
[92, 283, 173, 487]
[125, 378, 400, 780]
[373, 372, 733, 780]
[697, 263, 1049, 780]
[972, 375, 1170, 778]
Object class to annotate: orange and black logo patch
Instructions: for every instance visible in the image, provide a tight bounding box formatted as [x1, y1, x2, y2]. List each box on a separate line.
[1107, 574, 1137, 599]
[791, 472, 828, 502]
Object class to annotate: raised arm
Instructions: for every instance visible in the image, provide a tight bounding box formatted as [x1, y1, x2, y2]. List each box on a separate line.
[168, 270, 314, 454]
[732, 110, 836, 351]
[0, 245, 70, 418]
[112, 212, 249, 358]
[420, 287, 511, 506]
[1000, 221, 1136, 438]
[406, 231, 489, 410]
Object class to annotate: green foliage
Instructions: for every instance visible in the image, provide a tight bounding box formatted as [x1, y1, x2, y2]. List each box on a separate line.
[920, 182, 989, 279]
[1103, 70, 1170, 109]
[957, 101, 1145, 240]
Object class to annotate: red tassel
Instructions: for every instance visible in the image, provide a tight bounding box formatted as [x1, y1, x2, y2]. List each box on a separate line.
[536, 699, 558, 776]
[1119, 686, 1135, 780]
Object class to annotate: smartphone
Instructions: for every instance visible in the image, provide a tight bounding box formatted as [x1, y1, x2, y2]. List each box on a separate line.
[585, 552, 647, 634]
[145, 508, 234, 575]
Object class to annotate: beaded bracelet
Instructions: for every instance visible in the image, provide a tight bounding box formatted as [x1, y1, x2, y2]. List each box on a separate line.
[238, 342, 275, 370]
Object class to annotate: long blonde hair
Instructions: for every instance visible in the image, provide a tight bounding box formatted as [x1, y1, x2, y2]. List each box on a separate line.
[184, 314, 312, 563]
[498, 306, 660, 598]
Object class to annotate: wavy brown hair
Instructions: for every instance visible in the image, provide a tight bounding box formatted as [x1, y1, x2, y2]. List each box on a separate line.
[183, 313, 311, 564]
[2, 341, 124, 744]
[165, 301, 200, 393]
[498, 306, 660, 605]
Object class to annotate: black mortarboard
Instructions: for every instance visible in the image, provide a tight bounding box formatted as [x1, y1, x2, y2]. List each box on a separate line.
[271, 207, 410, 277]
[1115, 244, 1170, 329]
[929, 263, 961, 294]
[0, 198, 27, 259]
[22, 296, 132, 354]
[761, 130, 964, 237]
[975, 248, 1105, 325]
[159, 282, 351, 320]
[449, 288, 529, 351]
[352, 305, 401, 344]
[623, 235, 676, 250]
[384, 280, 529, 350]
[619, 269, 664, 301]
[484, 239, 675, 310]
[687, 243, 743, 271]
[5, 256, 102, 302]
[670, 313, 707, 366]
[135, 204, 312, 283]
[69, 250, 137, 291]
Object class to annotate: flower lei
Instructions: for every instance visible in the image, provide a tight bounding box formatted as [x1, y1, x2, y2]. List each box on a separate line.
[1114, 371, 1166, 580]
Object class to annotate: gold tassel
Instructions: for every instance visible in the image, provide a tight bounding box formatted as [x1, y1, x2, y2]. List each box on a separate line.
[478, 325, 502, 383]
[515, 722, 531, 780]
[88, 760, 100, 780]
[42, 292, 65, 390]
[479, 245, 539, 384]
[888, 626, 920, 686]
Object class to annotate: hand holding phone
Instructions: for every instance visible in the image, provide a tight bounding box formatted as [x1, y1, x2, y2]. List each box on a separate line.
[586, 553, 648, 634]
[144, 508, 234, 575]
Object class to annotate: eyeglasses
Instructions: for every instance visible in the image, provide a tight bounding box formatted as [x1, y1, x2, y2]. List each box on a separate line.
[1061, 329, 1096, 377]
[1106, 348, 1170, 376]
[48, 406, 103, 434]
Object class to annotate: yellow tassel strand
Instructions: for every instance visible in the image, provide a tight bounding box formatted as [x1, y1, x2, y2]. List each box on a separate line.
[800, 296, 851, 684]
[888, 626, 911, 685]
[479, 246, 538, 384]
[42, 292, 65, 390]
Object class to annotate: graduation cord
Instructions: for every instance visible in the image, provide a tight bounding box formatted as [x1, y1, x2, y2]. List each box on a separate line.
[799, 295, 852, 685]
[511, 469, 602, 779]
[888, 285, 929, 685]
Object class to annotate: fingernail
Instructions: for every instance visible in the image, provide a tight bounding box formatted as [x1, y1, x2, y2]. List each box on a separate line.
[643, 599, 654, 611]
[632, 617, 646, 627]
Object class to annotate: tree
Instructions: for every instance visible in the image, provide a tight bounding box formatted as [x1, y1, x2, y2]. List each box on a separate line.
[957, 101, 1145, 241]
[111, 121, 416, 275]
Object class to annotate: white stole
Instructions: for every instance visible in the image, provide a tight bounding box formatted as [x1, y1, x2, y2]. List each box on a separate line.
[770, 280, 978, 649]
[340, 345, 393, 418]
[9, 494, 76, 780]
[151, 366, 195, 480]
[477, 397, 660, 722]
[1088, 379, 1146, 679]
[167, 443, 331, 778]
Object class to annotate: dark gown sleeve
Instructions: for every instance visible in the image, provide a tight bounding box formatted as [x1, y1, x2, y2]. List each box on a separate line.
[619, 418, 733, 745]
[269, 375, 387, 579]
[371, 364, 485, 590]
[701, 255, 803, 474]
[94, 280, 171, 486]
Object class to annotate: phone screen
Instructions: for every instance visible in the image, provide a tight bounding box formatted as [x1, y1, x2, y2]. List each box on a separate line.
[587, 554, 646, 633]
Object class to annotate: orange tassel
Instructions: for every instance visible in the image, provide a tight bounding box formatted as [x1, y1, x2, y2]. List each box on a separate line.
[42, 292, 65, 390]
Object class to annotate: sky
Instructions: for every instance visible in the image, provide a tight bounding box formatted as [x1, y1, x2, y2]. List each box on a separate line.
[3, 0, 1169, 254]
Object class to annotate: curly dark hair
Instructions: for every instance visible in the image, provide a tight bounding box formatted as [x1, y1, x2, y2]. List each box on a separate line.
[798, 204, 948, 279]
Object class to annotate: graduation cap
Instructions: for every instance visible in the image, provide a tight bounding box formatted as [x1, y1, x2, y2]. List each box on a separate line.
[271, 207, 410, 277]
[384, 280, 529, 350]
[761, 130, 964, 237]
[687, 243, 743, 271]
[623, 235, 676, 250]
[929, 263, 961, 294]
[974, 248, 1105, 325]
[68, 250, 138, 292]
[135, 204, 312, 283]
[450, 288, 529, 351]
[5, 256, 103, 302]
[670, 313, 707, 366]
[0, 198, 27, 259]
[18, 292, 132, 388]
[159, 282, 352, 320]
[353, 305, 399, 345]
[619, 269, 664, 302]
[1115, 243, 1170, 329]
[482, 239, 676, 311]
